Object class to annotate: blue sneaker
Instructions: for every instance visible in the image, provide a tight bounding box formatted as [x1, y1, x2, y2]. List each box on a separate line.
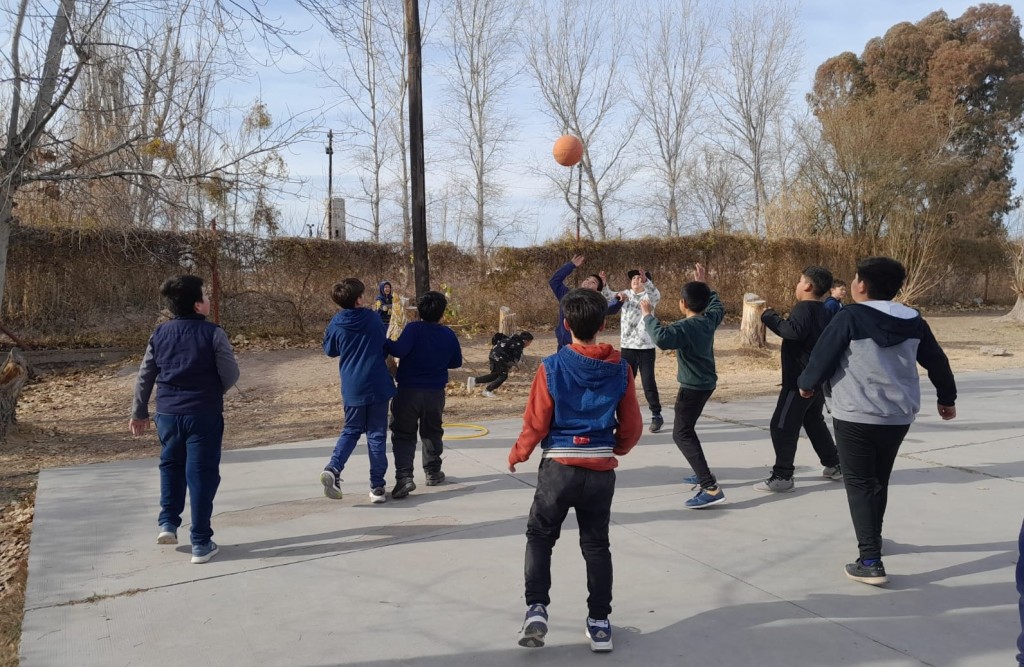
[518, 603, 548, 648]
[585, 617, 613, 652]
[685, 485, 726, 509]
[191, 541, 219, 564]
[683, 474, 699, 486]
[156, 524, 177, 545]
[320, 467, 342, 500]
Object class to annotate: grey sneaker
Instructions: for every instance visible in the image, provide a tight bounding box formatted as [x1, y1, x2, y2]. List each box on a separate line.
[823, 464, 843, 480]
[753, 474, 795, 493]
[482, 390, 496, 398]
[191, 541, 219, 564]
[157, 525, 178, 545]
[467, 377, 476, 392]
[845, 559, 888, 585]
[320, 467, 343, 500]
[369, 487, 387, 504]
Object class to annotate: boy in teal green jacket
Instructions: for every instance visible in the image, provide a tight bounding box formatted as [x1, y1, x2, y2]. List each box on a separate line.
[640, 263, 726, 508]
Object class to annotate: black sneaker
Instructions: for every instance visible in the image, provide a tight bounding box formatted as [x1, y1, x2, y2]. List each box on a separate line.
[320, 467, 342, 500]
[392, 478, 416, 499]
[845, 559, 888, 585]
[425, 471, 446, 486]
[649, 414, 664, 433]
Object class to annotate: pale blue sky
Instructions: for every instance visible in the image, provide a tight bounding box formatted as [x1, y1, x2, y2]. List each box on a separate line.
[241, 0, 1023, 240]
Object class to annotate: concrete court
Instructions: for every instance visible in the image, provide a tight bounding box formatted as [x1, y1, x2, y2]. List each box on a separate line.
[19, 368, 1024, 667]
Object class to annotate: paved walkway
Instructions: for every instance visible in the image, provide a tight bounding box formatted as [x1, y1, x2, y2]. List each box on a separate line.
[19, 369, 1024, 666]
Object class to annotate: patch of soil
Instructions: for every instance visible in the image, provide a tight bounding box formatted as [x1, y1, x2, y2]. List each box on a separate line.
[1, 309, 1023, 666]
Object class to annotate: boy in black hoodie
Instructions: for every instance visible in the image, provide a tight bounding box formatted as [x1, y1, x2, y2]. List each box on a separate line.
[469, 331, 534, 397]
[754, 266, 842, 493]
[798, 257, 956, 586]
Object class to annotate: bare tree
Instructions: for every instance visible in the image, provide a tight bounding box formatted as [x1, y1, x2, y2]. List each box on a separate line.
[629, 0, 714, 236]
[712, 0, 802, 235]
[524, 0, 636, 240]
[439, 0, 525, 261]
[682, 145, 746, 233]
[1000, 205, 1024, 322]
[0, 0, 309, 303]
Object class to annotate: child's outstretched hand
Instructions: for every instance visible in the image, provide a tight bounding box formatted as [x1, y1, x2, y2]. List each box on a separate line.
[508, 463, 517, 472]
[693, 263, 706, 282]
[571, 254, 585, 267]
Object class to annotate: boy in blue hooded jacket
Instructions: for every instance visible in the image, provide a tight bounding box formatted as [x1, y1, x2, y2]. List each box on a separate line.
[374, 280, 394, 326]
[320, 278, 397, 504]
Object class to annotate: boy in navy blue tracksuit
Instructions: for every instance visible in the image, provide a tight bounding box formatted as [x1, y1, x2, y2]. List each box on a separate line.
[549, 255, 624, 350]
[130, 275, 239, 564]
[385, 291, 463, 496]
[509, 289, 642, 652]
[320, 278, 397, 504]
[798, 257, 957, 586]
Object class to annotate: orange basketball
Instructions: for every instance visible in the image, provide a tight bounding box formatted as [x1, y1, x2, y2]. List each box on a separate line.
[553, 134, 584, 167]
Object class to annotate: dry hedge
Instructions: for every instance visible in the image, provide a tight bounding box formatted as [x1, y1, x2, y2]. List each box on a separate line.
[3, 226, 1012, 347]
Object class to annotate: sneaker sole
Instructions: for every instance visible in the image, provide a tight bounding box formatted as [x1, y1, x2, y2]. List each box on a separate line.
[425, 477, 446, 486]
[826, 474, 844, 481]
[585, 629, 613, 652]
[370, 493, 387, 504]
[191, 545, 219, 564]
[845, 569, 888, 585]
[753, 484, 795, 493]
[686, 495, 727, 509]
[320, 471, 343, 500]
[157, 532, 178, 545]
[518, 622, 547, 648]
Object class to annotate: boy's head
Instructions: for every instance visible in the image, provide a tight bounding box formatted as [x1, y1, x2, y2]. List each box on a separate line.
[679, 281, 711, 315]
[798, 265, 833, 300]
[332, 278, 365, 309]
[853, 256, 906, 302]
[380, 281, 392, 296]
[831, 279, 847, 299]
[161, 275, 208, 317]
[561, 288, 606, 342]
[518, 331, 534, 348]
[416, 290, 447, 323]
[580, 273, 604, 292]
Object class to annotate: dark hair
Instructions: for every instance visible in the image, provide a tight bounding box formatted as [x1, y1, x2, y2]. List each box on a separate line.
[680, 281, 711, 313]
[332, 278, 365, 308]
[560, 288, 606, 341]
[160, 275, 205, 317]
[831, 278, 847, 288]
[855, 256, 906, 301]
[587, 274, 604, 292]
[518, 331, 534, 342]
[803, 265, 833, 298]
[417, 290, 447, 323]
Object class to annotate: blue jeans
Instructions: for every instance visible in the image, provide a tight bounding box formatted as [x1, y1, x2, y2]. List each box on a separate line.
[329, 400, 389, 489]
[1017, 517, 1024, 665]
[155, 413, 224, 546]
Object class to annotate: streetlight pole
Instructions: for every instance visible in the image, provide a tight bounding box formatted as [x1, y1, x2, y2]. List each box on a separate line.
[326, 129, 334, 240]
[405, 0, 430, 297]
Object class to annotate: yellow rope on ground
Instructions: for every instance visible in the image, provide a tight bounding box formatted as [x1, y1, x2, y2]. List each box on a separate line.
[442, 423, 490, 440]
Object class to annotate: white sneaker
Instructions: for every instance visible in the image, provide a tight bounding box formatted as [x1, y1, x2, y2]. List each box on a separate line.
[369, 487, 387, 504]
[467, 377, 476, 392]
[482, 390, 496, 398]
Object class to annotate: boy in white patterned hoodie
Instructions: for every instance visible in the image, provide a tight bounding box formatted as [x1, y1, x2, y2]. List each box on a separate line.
[616, 269, 663, 432]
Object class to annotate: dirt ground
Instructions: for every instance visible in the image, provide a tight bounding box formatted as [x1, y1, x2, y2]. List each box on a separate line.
[1, 308, 1023, 664]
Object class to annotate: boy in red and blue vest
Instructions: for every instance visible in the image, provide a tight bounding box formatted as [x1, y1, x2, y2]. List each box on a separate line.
[508, 288, 642, 653]
[130, 275, 239, 564]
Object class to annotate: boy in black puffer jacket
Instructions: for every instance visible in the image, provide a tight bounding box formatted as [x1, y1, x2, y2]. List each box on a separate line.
[469, 331, 534, 397]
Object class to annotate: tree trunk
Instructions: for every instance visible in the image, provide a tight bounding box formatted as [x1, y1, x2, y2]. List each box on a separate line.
[740, 292, 767, 348]
[0, 348, 30, 443]
[498, 306, 517, 337]
[998, 294, 1024, 323]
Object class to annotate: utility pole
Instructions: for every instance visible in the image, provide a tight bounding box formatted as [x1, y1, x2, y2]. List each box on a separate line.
[405, 0, 430, 298]
[326, 129, 334, 240]
[576, 162, 583, 242]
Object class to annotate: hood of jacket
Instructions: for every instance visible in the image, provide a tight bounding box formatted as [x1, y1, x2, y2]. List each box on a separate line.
[376, 281, 392, 302]
[333, 306, 381, 331]
[845, 301, 921, 348]
[559, 343, 624, 388]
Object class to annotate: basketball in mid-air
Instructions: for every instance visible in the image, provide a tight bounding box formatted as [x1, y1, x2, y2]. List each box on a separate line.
[552, 134, 584, 167]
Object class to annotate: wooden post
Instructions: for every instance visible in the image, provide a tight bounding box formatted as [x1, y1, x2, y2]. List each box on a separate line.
[0, 348, 30, 442]
[498, 306, 517, 336]
[740, 293, 767, 348]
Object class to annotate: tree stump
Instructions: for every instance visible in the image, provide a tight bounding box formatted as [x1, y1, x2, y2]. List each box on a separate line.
[498, 306, 518, 336]
[740, 293, 767, 348]
[0, 348, 30, 442]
